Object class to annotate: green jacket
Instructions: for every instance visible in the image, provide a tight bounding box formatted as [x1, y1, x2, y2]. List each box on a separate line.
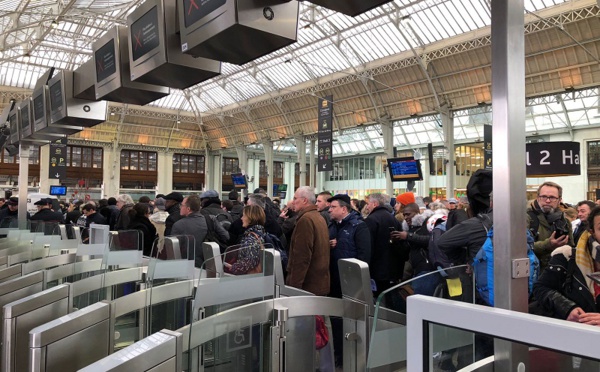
[527, 200, 574, 271]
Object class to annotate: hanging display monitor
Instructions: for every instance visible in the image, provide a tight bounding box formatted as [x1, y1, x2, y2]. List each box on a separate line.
[18, 99, 33, 140]
[93, 25, 169, 105]
[127, 0, 220, 89]
[387, 157, 424, 182]
[8, 105, 19, 146]
[231, 173, 248, 189]
[32, 86, 51, 134]
[48, 70, 106, 129]
[179, 0, 299, 65]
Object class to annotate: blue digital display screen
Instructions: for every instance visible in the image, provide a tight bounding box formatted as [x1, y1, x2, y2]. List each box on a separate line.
[49, 185, 67, 196]
[231, 173, 247, 189]
[387, 157, 423, 182]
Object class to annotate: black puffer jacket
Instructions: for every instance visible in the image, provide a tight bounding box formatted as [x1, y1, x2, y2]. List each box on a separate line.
[533, 238, 599, 320]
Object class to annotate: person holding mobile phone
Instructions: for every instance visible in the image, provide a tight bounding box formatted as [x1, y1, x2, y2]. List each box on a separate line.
[534, 206, 600, 326]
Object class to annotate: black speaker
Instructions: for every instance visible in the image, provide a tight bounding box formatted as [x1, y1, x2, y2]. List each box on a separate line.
[4, 190, 11, 199]
[595, 188, 600, 200]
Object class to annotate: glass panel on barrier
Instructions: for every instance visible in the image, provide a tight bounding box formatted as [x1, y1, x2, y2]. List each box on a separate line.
[103, 229, 144, 269]
[367, 264, 475, 370]
[425, 323, 600, 372]
[145, 235, 197, 336]
[184, 242, 276, 372]
[188, 310, 274, 372]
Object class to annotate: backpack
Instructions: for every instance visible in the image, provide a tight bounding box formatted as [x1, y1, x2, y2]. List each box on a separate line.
[204, 214, 229, 253]
[261, 232, 288, 274]
[473, 226, 540, 306]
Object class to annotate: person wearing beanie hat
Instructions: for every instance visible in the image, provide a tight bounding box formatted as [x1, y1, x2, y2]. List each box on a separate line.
[446, 197, 468, 230]
[228, 190, 244, 221]
[0, 197, 30, 228]
[396, 192, 415, 206]
[393, 192, 415, 224]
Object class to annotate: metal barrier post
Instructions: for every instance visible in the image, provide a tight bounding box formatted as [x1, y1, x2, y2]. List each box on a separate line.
[271, 306, 288, 372]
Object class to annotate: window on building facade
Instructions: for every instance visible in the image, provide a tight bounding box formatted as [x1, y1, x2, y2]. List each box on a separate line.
[66, 146, 102, 169]
[120, 150, 158, 171]
[173, 154, 205, 174]
[259, 161, 284, 178]
[223, 157, 240, 175]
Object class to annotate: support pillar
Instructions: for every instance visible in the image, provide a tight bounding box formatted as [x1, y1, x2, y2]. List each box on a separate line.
[103, 144, 120, 198]
[295, 136, 306, 187]
[236, 146, 248, 198]
[38, 144, 59, 194]
[263, 142, 274, 197]
[283, 161, 295, 202]
[381, 120, 394, 197]
[18, 144, 30, 229]
[442, 111, 455, 198]
[213, 153, 222, 193]
[157, 151, 173, 194]
[309, 139, 315, 188]
[492, 0, 529, 370]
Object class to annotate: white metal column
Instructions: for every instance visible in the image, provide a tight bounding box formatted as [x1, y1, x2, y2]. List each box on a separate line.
[309, 139, 316, 188]
[442, 111, 455, 198]
[18, 144, 30, 229]
[157, 151, 173, 194]
[381, 120, 394, 197]
[263, 142, 274, 197]
[295, 136, 306, 187]
[38, 144, 59, 194]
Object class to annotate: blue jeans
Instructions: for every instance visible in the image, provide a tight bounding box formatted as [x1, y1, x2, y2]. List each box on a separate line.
[412, 271, 441, 296]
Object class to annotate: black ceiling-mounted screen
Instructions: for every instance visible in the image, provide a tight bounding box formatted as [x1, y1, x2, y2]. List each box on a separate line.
[387, 157, 424, 182]
[183, 0, 226, 28]
[20, 102, 31, 137]
[33, 93, 45, 121]
[95, 39, 117, 83]
[130, 6, 161, 62]
[49, 80, 63, 113]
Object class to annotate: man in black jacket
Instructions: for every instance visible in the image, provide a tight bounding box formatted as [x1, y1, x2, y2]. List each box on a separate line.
[364, 193, 404, 300]
[31, 198, 64, 223]
[163, 192, 183, 236]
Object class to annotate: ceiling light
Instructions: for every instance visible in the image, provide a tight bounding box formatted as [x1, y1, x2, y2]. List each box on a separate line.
[23, 53, 30, 62]
[51, 20, 58, 28]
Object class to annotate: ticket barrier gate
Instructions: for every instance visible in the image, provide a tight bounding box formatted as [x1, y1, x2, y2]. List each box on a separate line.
[27, 238, 200, 371]
[83, 258, 406, 372]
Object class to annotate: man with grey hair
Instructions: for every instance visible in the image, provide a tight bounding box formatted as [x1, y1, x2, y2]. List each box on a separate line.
[287, 186, 330, 295]
[114, 194, 134, 230]
[364, 193, 404, 301]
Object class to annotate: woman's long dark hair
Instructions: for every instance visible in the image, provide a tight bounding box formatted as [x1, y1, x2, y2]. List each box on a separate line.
[128, 203, 150, 219]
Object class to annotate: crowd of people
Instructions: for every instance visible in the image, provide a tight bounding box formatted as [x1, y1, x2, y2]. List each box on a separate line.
[2, 175, 600, 369]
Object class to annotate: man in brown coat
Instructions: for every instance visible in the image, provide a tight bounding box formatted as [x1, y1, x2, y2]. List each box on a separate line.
[287, 186, 330, 296]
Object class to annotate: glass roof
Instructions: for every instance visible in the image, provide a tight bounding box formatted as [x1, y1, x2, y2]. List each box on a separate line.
[0, 0, 570, 111]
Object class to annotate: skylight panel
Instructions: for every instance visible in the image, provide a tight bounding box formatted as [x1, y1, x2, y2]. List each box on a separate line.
[297, 42, 351, 77]
[262, 61, 312, 89]
[446, 2, 473, 34]
[228, 74, 268, 100]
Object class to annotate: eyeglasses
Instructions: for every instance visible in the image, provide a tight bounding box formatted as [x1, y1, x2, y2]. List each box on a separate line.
[538, 195, 559, 202]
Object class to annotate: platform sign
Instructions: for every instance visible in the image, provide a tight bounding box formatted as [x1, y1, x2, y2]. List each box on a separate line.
[318, 95, 333, 172]
[49, 137, 67, 180]
[526, 141, 580, 177]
